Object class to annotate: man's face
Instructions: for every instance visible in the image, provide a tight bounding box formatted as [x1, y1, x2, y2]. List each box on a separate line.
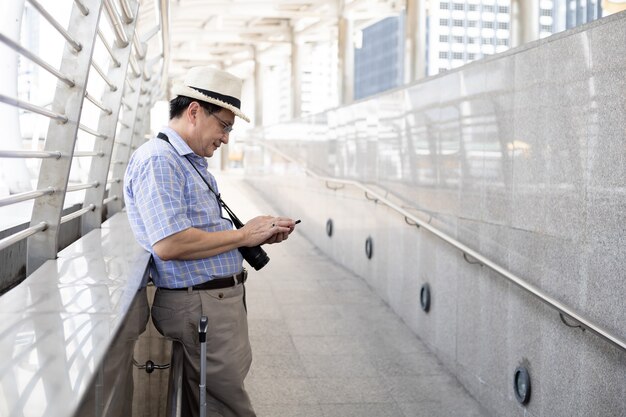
[192, 105, 235, 158]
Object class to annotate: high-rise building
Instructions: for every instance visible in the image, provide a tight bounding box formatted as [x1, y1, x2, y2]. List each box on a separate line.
[429, 0, 512, 75]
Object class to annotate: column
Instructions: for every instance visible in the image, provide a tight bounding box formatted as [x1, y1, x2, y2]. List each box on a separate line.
[511, 0, 540, 47]
[290, 23, 302, 120]
[338, 0, 354, 105]
[254, 46, 263, 127]
[404, 0, 427, 83]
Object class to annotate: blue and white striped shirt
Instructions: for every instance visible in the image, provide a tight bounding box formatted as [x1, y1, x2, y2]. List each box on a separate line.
[124, 127, 243, 288]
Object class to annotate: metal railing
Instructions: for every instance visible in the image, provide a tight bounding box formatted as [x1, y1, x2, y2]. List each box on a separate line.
[0, 0, 165, 274]
[254, 140, 626, 354]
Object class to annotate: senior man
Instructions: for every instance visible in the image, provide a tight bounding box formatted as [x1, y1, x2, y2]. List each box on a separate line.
[124, 66, 295, 417]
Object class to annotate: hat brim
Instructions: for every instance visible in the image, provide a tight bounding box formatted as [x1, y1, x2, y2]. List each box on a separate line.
[172, 83, 250, 123]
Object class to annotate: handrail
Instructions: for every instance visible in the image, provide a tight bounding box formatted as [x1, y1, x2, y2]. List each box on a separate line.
[26, 0, 82, 52]
[0, 222, 47, 252]
[103, 0, 129, 48]
[73, 0, 89, 16]
[73, 151, 105, 158]
[0, 33, 75, 87]
[84, 92, 113, 114]
[67, 182, 99, 192]
[129, 55, 141, 78]
[103, 195, 118, 204]
[60, 204, 95, 224]
[0, 187, 55, 207]
[0, 94, 68, 122]
[97, 29, 121, 68]
[254, 140, 626, 353]
[91, 61, 117, 91]
[0, 150, 62, 159]
[79, 123, 107, 139]
[132, 31, 145, 59]
[118, 0, 135, 24]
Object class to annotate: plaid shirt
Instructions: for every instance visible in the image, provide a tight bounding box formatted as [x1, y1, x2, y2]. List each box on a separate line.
[124, 127, 243, 288]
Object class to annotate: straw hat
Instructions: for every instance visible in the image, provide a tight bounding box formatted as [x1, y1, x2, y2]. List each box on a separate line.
[172, 66, 250, 122]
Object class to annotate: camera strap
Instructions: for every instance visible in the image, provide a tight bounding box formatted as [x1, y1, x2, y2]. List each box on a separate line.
[156, 131, 243, 226]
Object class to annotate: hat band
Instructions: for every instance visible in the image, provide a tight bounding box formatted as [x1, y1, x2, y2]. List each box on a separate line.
[190, 87, 241, 109]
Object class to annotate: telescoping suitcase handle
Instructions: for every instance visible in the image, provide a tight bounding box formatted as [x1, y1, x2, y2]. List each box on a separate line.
[198, 316, 209, 417]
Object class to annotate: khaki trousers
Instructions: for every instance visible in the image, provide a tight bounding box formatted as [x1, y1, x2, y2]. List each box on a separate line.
[151, 284, 255, 417]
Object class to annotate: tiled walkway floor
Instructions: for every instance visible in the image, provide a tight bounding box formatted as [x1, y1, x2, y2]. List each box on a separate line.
[218, 173, 490, 417]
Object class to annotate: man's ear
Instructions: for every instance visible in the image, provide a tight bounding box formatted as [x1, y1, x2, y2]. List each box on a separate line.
[187, 101, 200, 123]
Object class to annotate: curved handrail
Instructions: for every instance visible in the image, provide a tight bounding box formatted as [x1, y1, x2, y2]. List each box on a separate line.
[253, 140, 626, 353]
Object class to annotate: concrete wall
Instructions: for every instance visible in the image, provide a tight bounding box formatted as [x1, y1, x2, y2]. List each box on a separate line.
[243, 11, 626, 417]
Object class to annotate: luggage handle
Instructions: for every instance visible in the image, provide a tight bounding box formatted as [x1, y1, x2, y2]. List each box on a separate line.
[198, 316, 209, 417]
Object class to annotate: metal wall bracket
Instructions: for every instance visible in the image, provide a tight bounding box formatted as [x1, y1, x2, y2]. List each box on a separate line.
[463, 253, 482, 266]
[325, 181, 345, 190]
[364, 192, 379, 203]
[559, 313, 585, 332]
[404, 216, 419, 228]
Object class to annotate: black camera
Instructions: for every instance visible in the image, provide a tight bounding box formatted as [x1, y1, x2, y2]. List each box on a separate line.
[238, 245, 270, 271]
[223, 204, 270, 271]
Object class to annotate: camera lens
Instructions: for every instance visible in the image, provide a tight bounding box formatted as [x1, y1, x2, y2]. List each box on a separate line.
[239, 246, 270, 270]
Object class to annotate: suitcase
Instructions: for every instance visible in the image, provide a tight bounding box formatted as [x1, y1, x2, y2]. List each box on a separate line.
[198, 316, 209, 417]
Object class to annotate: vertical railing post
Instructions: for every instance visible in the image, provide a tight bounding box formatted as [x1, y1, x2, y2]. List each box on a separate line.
[107, 61, 147, 215]
[82, 0, 140, 233]
[27, 0, 104, 274]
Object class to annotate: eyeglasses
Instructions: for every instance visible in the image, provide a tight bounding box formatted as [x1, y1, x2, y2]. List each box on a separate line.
[211, 113, 234, 134]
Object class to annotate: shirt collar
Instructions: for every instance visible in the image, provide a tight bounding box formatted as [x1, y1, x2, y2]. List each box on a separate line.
[159, 126, 208, 166]
[160, 126, 194, 156]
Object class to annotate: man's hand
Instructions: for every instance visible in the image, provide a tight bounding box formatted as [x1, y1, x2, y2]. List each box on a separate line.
[153, 215, 296, 261]
[241, 216, 295, 247]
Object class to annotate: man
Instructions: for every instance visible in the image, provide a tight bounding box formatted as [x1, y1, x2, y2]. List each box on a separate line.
[124, 66, 295, 417]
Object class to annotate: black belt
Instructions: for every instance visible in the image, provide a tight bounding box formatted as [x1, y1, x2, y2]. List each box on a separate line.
[164, 270, 247, 291]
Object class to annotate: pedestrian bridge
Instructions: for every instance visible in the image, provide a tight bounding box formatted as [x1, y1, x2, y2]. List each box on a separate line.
[0, 1, 624, 417]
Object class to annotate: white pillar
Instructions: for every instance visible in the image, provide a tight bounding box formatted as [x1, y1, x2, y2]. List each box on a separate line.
[404, 0, 427, 83]
[511, 0, 540, 48]
[338, 1, 354, 105]
[254, 46, 263, 127]
[0, 0, 30, 194]
[290, 23, 302, 120]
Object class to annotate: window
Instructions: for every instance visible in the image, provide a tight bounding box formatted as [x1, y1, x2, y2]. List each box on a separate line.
[439, 34, 449, 42]
[440, 18, 449, 26]
[483, 5, 494, 13]
[453, 19, 464, 26]
[497, 22, 509, 30]
[353, 16, 404, 100]
[440, 2, 449, 9]
[468, 53, 476, 60]
[439, 51, 448, 59]
[540, 24, 552, 33]
[468, 4, 477, 11]
[482, 37, 493, 45]
[453, 35, 464, 43]
[483, 21, 494, 28]
[468, 20, 477, 27]
[540, 9, 552, 17]
[468, 37, 477, 44]
[497, 38, 508, 46]
[498, 6, 509, 14]
[452, 52, 463, 59]
[453, 3, 464, 11]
